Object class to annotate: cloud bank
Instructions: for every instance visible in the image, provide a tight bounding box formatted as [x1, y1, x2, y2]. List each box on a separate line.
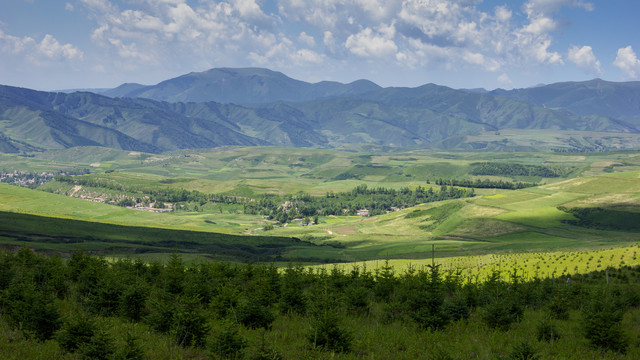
[2, 0, 637, 89]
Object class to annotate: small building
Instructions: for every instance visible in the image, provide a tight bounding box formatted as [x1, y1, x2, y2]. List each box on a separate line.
[357, 209, 370, 217]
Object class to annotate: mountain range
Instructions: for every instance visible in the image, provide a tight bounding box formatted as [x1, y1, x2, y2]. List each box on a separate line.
[1, 67, 639, 153]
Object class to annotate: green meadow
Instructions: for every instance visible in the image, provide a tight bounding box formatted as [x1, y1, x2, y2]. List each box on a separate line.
[1, 146, 639, 274]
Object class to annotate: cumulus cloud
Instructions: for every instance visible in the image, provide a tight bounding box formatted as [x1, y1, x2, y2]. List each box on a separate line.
[567, 45, 601, 76]
[495, 6, 512, 22]
[298, 32, 315, 47]
[0, 30, 34, 54]
[38, 34, 83, 60]
[0, 30, 83, 62]
[345, 23, 397, 58]
[65, 0, 598, 83]
[78, 0, 283, 71]
[613, 46, 640, 80]
[231, 0, 267, 20]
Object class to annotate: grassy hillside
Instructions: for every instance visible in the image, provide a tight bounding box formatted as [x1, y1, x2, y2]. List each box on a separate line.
[0, 210, 336, 263]
[2, 147, 640, 265]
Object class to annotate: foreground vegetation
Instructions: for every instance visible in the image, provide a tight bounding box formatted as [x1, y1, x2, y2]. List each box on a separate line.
[1, 248, 639, 359]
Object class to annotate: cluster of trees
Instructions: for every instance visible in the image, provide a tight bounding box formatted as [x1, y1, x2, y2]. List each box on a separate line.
[1, 248, 638, 358]
[558, 206, 640, 231]
[433, 178, 537, 190]
[470, 162, 563, 177]
[244, 185, 475, 223]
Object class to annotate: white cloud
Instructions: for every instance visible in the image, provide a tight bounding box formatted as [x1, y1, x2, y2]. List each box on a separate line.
[65, 3, 74, 11]
[298, 32, 315, 47]
[38, 34, 83, 60]
[345, 25, 398, 58]
[0, 30, 82, 62]
[323, 31, 335, 48]
[107, 38, 150, 61]
[567, 45, 602, 76]
[521, 16, 557, 35]
[398, 0, 461, 40]
[498, 73, 512, 85]
[232, 0, 266, 19]
[291, 48, 324, 64]
[0, 29, 35, 54]
[613, 46, 640, 80]
[494, 6, 512, 22]
[78, 0, 288, 71]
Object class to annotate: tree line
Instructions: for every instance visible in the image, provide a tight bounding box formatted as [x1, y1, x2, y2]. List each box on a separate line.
[470, 162, 564, 177]
[433, 178, 537, 190]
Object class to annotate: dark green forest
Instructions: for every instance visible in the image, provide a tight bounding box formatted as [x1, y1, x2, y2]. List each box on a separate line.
[433, 178, 537, 190]
[1, 248, 639, 359]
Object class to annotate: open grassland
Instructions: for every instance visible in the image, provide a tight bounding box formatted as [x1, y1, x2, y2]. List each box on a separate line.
[22, 146, 640, 194]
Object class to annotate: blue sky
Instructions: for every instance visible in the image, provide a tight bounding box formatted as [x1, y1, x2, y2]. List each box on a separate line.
[1, 0, 639, 91]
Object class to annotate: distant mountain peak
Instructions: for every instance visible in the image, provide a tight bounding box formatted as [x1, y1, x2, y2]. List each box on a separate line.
[100, 67, 381, 104]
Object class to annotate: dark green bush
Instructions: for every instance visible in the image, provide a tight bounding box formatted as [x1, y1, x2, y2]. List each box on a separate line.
[536, 318, 561, 342]
[547, 289, 570, 320]
[581, 291, 628, 353]
[56, 315, 96, 352]
[235, 300, 275, 329]
[508, 341, 539, 360]
[144, 288, 175, 333]
[307, 311, 353, 352]
[172, 294, 209, 347]
[209, 323, 247, 359]
[113, 332, 145, 360]
[2, 282, 61, 340]
[444, 293, 470, 321]
[76, 329, 115, 360]
[119, 283, 148, 322]
[482, 295, 523, 331]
